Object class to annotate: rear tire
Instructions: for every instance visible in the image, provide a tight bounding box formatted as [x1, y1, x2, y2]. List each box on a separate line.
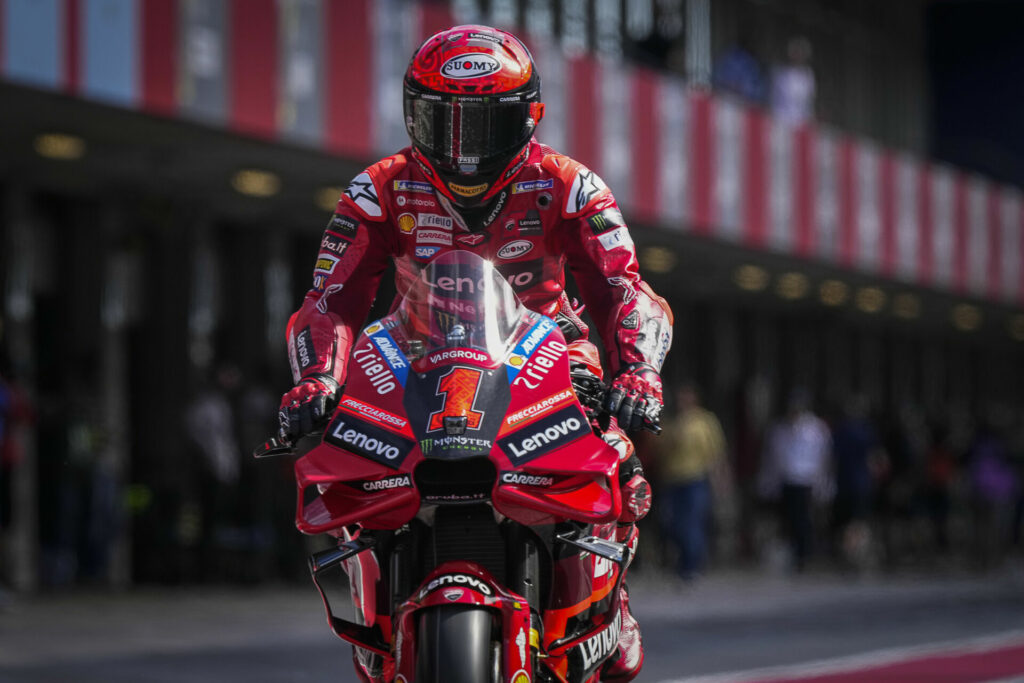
[415, 606, 495, 683]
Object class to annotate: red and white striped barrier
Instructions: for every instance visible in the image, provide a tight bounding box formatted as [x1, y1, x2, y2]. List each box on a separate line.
[3, 0, 1022, 306]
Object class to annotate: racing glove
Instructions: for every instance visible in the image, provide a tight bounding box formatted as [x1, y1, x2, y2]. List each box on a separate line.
[604, 363, 664, 434]
[278, 373, 340, 443]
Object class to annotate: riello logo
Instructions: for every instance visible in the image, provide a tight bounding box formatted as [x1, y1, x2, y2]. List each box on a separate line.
[441, 54, 501, 79]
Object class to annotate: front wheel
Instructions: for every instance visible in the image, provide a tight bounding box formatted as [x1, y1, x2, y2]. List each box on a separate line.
[415, 606, 497, 683]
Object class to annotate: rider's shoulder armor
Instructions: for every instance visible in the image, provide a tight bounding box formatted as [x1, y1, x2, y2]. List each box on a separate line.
[339, 152, 409, 223]
[540, 151, 612, 219]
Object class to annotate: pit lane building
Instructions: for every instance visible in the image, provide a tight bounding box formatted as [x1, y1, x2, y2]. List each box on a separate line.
[1, 0, 1021, 586]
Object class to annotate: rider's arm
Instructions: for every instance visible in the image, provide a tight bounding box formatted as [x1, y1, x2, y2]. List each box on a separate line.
[286, 160, 401, 386]
[544, 157, 673, 375]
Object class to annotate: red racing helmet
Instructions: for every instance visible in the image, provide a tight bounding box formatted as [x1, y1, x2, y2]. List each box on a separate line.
[404, 25, 545, 208]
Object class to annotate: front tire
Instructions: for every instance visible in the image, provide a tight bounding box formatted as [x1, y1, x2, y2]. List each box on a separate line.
[415, 606, 495, 683]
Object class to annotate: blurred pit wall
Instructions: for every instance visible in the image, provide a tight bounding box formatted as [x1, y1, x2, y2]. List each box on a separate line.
[0, 0, 1022, 587]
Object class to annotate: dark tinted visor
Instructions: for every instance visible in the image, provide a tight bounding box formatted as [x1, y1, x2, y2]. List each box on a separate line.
[406, 98, 532, 166]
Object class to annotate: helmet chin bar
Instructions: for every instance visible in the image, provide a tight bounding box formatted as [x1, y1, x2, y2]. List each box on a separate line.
[411, 143, 531, 210]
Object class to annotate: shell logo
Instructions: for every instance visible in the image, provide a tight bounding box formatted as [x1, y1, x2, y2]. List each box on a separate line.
[365, 323, 383, 334]
[507, 354, 526, 367]
[512, 670, 531, 683]
[398, 213, 416, 233]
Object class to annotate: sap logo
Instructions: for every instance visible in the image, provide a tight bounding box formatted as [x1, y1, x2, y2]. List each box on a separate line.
[501, 472, 554, 486]
[512, 339, 567, 390]
[330, 418, 402, 460]
[440, 54, 501, 79]
[577, 609, 622, 672]
[351, 341, 398, 394]
[415, 246, 441, 259]
[419, 573, 493, 600]
[497, 240, 533, 260]
[362, 474, 411, 492]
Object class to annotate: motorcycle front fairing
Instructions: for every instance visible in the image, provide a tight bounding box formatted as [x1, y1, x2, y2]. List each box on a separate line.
[293, 252, 621, 536]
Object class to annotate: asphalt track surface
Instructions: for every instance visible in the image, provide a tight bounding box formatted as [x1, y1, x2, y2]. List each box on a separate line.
[1, 568, 1023, 682]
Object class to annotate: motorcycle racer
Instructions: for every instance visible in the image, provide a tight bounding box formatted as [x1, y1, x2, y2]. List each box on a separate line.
[278, 25, 672, 681]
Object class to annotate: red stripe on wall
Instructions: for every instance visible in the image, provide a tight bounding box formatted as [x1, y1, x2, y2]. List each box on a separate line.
[795, 124, 815, 256]
[418, 1, 453, 41]
[742, 108, 767, 248]
[691, 93, 713, 234]
[952, 174, 969, 293]
[0, 0, 5, 73]
[631, 68, 659, 224]
[879, 153, 897, 277]
[64, 0, 80, 92]
[838, 138, 857, 267]
[918, 168, 934, 286]
[228, 0, 278, 138]
[141, 0, 177, 114]
[987, 187, 1002, 300]
[568, 55, 599, 171]
[325, 0, 371, 158]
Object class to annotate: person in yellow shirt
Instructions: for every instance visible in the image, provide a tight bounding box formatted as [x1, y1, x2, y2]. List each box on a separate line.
[659, 383, 727, 580]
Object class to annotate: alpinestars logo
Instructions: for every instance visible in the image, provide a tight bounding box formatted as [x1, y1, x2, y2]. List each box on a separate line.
[566, 167, 607, 214]
[607, 277, 637, 303]
[345, 172, 382, 217]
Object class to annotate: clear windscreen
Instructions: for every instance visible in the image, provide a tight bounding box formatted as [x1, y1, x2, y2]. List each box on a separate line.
[393, 251, 526, 361]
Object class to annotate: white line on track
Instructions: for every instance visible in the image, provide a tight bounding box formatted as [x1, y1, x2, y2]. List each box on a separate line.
[656, 629, 1024, 683]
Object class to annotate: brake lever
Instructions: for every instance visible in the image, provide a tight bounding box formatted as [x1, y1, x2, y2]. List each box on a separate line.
[253, 435, 295, 458]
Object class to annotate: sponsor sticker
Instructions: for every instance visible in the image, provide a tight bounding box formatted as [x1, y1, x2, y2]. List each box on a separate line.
[496, 258, 544, 294]
[448, 181, 489, 197]
[597, 227, 633, 251]
[572, 608, 622, 676]
[321, 232, 350, 257]
[341, 397, 408, 430]
[621, 310, 640, 330]
[366, 325, 410, 384]
[505, 388, 574, 427]
[498, 405, 591, 464]
[315, 255, 339, 273]
[313, 273, 327, 292]
[417, 213, 453, 230]
[325, 415, 415, 468]
[457, 232, 488, 246]
[502, 472, 556, 486]
[586, 207, 625, 235]
[398, 213, 416, 233]
[510, 337, 567, 389]
[295, 327, 314, 371]
[440, 54, 501, 79]
[418, 573, 494, 599]
[393, 179, 434, 193]
[497, 240, 534, 260]
[351, 339, 401, 394]
[417, 229, 452, 246]
[518, 210, 543, 234]
[512, 178, 554, 194]
[415, 246, 441, 259]
[360, 474, 412, 492]
[329, 214, 359, 238]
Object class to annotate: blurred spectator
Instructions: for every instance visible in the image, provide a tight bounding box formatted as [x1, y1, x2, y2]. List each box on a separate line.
[713, 39, 766, 104]
[923, 424, 956, 554]
[657, 383, 727, 580]
[831, 395, 883, 568]
[759, 389, 831, 571]
[967, 419, 1019, 567]
[184, 364, 243, 579]
[770, 37, 816, 126]
[0, 359, 33, 585]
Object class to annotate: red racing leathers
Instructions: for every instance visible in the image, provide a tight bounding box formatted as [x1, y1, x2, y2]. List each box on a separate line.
[286, 139, 672, 393]
[285, 139, 671, 681]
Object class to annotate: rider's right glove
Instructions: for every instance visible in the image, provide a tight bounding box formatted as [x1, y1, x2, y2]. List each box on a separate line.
[278, 373, 340, 443]
[604, 363, 664, 434]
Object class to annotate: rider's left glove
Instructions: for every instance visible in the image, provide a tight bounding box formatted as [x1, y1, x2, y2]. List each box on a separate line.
[278, 373, 340, 443]
[604, 363, 664, 434]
